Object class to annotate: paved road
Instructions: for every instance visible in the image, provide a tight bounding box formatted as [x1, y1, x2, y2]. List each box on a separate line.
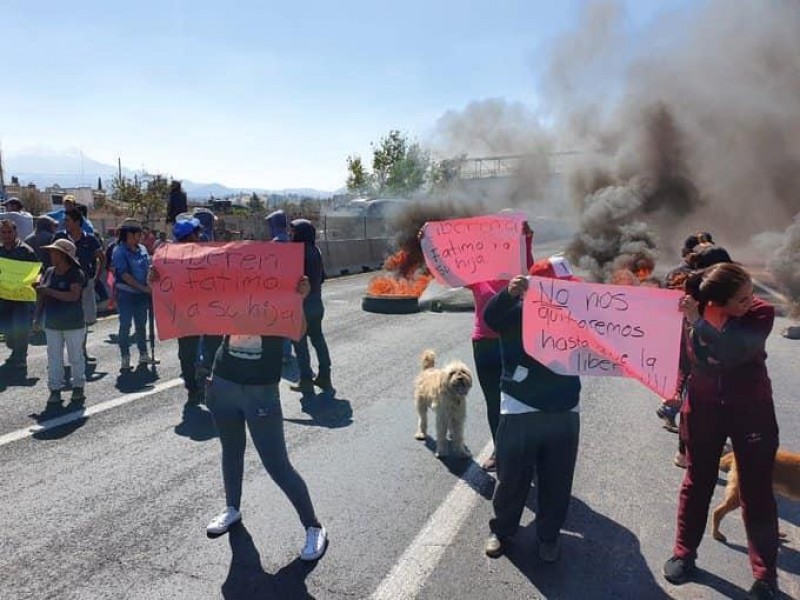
[1, 266, 798, 599]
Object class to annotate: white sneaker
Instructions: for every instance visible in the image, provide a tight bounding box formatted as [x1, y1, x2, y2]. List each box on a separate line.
[139, 352, 155, 365]
[206, 506, 241, 538]
[121, 354, 131, 370]
[300, 526, 328, 561]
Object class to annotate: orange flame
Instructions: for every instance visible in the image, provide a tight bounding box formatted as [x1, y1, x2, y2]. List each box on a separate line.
[367, 274, 432, 297]
[610, 270, 640, 286]
[367, 249, 432, 297]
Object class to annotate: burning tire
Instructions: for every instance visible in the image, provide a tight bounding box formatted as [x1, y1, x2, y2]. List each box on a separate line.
[361, 294, 420, 314]
[782, 326, 800, 340]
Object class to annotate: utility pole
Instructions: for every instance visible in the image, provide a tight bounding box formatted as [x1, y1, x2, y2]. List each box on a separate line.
[118, 157, 122, 182]
[0, 145, 6, 201]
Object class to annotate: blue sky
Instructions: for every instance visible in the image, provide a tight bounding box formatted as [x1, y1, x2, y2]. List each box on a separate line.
[2, 0, 687, 190]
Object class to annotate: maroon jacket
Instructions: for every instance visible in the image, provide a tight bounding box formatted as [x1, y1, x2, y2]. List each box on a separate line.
[681, 297, 774, 407]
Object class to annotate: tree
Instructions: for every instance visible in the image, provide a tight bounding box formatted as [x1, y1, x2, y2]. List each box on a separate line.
[111, 174, 169, 228]
[345, 130, 433, 197]
[386, 142, 429, 196]
[111, 174, 141, 205]
[346, 155, 373, 195]
[372, 130, 408, 193]
[138, 175, 169, 227]
[97, 177, 103, 191]
[247, 192, 264, 213]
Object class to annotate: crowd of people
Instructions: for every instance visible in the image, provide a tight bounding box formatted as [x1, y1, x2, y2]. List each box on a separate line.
[0, 198, 785, 595]
[452, 226, 780, 600]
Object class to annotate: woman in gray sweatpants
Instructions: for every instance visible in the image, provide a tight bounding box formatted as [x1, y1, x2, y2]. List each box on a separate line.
[204, 278, 328, 562]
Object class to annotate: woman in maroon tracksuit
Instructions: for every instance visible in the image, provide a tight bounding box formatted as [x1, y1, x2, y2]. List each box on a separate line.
[663, 263, 780, 600]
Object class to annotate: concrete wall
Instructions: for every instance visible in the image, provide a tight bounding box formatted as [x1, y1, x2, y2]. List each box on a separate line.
[320, 238, 392, 275]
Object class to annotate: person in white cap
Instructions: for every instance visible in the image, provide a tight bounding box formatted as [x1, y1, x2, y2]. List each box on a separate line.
[33, 238, 87, 406]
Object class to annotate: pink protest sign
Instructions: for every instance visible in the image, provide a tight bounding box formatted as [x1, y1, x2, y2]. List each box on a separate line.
[151, 241, 305, 341]
[522, 277, 684, 398]
[420, 214, 527, 287]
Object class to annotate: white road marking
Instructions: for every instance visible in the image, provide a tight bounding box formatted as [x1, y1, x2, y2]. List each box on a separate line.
[371, 441, 494, 600]
[0, 377, 184, 448]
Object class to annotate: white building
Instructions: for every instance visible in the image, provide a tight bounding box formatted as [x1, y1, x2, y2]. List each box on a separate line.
[43, 185, 96, 209]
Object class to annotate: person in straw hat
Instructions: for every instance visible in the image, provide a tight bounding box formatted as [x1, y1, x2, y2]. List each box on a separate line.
[33, 238, 87, 406]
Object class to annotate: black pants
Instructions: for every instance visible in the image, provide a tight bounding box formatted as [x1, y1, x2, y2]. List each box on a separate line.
[472, 338, 502, 442]
[491, 411, 580, 542]
[0, 300, 32, 365]
[294, 297, 331, 381]
[178, 335, 222, 392]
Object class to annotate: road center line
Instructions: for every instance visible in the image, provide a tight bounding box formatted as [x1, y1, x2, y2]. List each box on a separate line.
[371, 441, 494, 600]
[0, 377, 184, 448]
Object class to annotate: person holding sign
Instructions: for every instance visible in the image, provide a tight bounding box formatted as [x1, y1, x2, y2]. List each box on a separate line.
[0, 219, 39, 378]
[112, 219, 155, 371]
[289, 219, 334, 397]
[162, 218, 222, 404]
[467, 279, 507, 472]
[33, 239, 87, 406]
[663, 263, 780, 600]
[204, 275, 329, 563]
[482, 257, 582, 562]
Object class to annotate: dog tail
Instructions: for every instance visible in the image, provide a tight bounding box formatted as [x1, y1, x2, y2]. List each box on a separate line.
[421, 350, 436, 370]
[719, 452, 735, 473]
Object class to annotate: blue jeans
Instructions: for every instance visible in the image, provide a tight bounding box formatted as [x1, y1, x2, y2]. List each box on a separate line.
[116, 290, 149, 357]
[293, 296, 331, 380]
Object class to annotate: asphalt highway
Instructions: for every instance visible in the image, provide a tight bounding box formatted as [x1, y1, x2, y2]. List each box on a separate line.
[1, 264, 798, 599]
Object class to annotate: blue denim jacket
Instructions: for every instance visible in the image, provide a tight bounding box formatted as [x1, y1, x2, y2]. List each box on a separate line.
[112, 243, 151, 293]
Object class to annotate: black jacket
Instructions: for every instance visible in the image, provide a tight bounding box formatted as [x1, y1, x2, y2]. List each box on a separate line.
[484, 289, 581, 412]
[291, 219, 326, 300]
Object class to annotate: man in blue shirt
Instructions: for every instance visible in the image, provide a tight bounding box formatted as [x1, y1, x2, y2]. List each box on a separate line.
[48, 194, 95, 235]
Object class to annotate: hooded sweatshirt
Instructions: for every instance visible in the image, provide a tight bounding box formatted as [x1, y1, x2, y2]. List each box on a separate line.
[684, 296, 774, 410]
[484, 288, 581, 412]
[291, 219, 325, 299]
[266, 210, 289, 242]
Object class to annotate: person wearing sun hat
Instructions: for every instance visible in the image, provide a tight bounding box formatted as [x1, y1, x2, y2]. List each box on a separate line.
[33, 238, 87, 406]
[54, 208, 104, 363]
[482, 255, 582, 563]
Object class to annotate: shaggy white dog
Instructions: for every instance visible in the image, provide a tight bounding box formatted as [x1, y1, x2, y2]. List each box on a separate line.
[413, 350, 473, 458]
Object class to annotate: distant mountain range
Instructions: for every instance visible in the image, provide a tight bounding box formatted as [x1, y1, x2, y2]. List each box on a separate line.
[2, 150, 335, 200]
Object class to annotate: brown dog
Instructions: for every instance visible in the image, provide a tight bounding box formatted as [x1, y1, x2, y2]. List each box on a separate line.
[413, 350, 473, 458]
[712, 449, 800, 542]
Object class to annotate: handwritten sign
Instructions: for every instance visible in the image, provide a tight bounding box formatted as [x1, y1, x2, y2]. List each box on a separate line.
[151, 242, 304, 341]
[523, 277, 683, 398]
[421, 213, 527, 287]
[0, 257, 41, 302]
